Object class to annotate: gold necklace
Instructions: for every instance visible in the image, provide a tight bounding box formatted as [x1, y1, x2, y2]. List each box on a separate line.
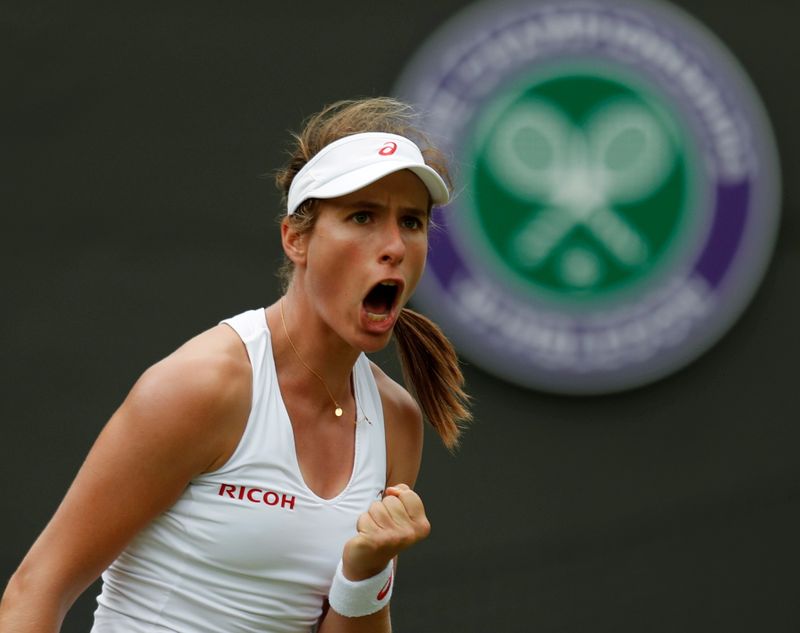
[279, 298, 344, 418]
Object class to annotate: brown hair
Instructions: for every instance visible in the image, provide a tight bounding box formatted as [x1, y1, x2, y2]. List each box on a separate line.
[275, 97, 471, 450]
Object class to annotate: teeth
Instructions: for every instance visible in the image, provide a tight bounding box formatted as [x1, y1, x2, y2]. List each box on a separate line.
[379, 281, 398, 286]
[366, 312, 390, 322]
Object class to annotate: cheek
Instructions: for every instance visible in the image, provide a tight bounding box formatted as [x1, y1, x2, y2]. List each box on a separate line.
[406, 239, 429, 290]
[307, 236, 366, 294]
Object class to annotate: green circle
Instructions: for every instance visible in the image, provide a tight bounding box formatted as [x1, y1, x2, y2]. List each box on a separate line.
[468, 72, 693, 301]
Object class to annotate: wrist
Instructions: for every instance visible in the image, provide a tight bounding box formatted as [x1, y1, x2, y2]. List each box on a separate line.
[341, 540, 394, 581]
[328, 558, 394, 618]
[341, 557, 391, 582]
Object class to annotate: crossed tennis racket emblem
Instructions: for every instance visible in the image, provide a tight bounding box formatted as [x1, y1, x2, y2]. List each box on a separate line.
[485, 98, 676, 284]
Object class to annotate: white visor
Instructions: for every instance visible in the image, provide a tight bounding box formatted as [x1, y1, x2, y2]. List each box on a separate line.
[286, 132, 449, 215]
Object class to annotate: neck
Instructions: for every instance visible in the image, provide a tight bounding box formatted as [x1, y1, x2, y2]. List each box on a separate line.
[267, 292, 360, 417]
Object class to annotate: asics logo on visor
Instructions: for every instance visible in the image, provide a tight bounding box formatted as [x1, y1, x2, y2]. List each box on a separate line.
[378, 141, 398, 156]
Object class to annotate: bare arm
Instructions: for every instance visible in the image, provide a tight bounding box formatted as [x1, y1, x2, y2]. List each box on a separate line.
[0, 326, 251, 633]
[317, 366, 429, 633]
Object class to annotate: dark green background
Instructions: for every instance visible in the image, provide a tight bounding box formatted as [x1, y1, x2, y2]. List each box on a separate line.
[2, 1, 798, 631]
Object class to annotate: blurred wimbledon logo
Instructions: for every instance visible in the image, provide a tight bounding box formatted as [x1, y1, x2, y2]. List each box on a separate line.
[396, 0, 780, 394]
[477, 86, 682, 293]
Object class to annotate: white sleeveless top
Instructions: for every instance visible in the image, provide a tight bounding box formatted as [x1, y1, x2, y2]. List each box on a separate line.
[92, 308, 387, 632]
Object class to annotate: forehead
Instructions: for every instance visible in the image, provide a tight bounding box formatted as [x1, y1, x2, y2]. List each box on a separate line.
[332, 170, 430, 210]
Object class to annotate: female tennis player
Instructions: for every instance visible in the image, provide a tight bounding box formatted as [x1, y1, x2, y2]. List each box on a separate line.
[0, 97, 470, 632]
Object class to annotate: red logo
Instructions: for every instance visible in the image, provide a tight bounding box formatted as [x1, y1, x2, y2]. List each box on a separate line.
[217, 483, 296, 510]
[376, 570, 393, 601]
[378, 141, 397, 156]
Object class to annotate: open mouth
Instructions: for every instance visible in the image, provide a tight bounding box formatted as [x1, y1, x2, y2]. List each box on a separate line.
[363, 280, 401, 322]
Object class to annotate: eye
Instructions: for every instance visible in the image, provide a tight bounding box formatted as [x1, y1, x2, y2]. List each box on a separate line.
[401, 216, 426, 230]
[351, 211, 371, 224]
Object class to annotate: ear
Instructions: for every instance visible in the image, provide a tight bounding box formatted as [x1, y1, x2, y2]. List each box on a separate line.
[281, 218, 308, 267]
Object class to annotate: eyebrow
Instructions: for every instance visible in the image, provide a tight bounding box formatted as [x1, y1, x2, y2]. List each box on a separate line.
[346, 200, 428, 216]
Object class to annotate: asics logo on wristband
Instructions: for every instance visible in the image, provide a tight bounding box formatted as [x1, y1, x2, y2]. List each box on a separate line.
[376, 571, 393, 601]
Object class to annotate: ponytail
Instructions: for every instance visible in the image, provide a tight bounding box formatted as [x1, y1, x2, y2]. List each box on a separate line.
[393, 308, 472, 451]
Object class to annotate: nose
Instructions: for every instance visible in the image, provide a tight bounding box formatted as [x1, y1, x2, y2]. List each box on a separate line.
[379, 222, 405, 265]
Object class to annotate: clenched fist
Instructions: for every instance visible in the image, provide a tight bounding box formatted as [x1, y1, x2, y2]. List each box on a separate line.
[341, 484, 431, 581]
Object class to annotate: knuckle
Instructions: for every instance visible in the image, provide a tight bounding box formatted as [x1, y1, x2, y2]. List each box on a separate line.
[418, 518, 432, 538]
[403, 491, 424, 508]
[373, 528, 408, 552]
[383, 496, 403, 511]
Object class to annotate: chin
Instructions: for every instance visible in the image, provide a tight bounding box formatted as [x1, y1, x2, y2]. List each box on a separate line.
[355, 330, 395, 354]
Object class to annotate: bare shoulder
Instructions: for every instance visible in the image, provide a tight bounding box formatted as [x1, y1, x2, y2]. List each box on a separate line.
[142, 323, 249, 391]
[369, 362, 423, 487]
[123, 323, 252, 472]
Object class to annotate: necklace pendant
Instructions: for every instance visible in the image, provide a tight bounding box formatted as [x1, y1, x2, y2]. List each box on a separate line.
[335, 407, 343, 417]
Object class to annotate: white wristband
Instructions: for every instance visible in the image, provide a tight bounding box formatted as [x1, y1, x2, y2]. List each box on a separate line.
[328, 558, 394, 618]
